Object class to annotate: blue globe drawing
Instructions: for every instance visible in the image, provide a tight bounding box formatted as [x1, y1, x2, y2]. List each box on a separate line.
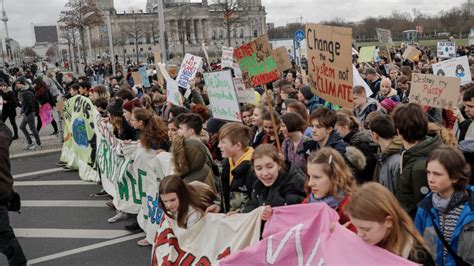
[72, 118, 89, 148]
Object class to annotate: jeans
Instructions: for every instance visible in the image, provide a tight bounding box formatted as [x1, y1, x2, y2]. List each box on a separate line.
[19, 112, 41, 145]
[0, 204, 27, 266]
[1, 113, 18, 137]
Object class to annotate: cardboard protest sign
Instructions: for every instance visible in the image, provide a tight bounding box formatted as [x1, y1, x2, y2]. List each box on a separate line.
[139, 67, 151, 87]
[271, 46, 292, 72]
[437, 42, 456, 59]
[176, 53, 203, 89]
[60, 95, 98, 182]
[306, 24, 353, 109]
[221, 46, 234, 68]
[157, 63, 171, 81]
[358, 46, 376, 63]
[376, 28, 393, 45]
[204, 70, 241, 122]
[409, 73, 461, 109]
[131, 71, 142, 85]
[165, 78, 183, 106]
[234, 34, 279, 87]
[432, 55, 471, 85]
[233, 77, 256, 104]
[221, 204, 416, 265]
[152, 207, 264, 266]
[402, 46, 421, 61]
[153, 47, 161, 64]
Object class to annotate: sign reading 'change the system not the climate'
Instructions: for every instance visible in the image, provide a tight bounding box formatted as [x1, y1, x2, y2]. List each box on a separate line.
[409, 73, 461, 109]
[306, 24, 353, 109]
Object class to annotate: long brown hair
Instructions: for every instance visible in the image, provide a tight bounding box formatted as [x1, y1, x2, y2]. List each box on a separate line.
[306, 148, 356, 197]
[132, 108, 169, 150]
[346, 182, 429, 259]
[158, 175, 215, 228]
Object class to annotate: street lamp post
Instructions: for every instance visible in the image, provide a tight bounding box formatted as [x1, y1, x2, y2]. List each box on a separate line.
[157, 0, 167, 65]
[105, 10, 116, 75]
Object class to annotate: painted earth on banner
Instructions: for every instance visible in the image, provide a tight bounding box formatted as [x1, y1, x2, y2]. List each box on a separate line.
[60, 95, 98, 182]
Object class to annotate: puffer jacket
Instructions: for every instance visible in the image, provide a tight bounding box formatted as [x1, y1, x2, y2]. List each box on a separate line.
[374, 136, 402, 194]
[415, 187, 474, 266]
[396, 135, 442, 217]
[220, 158, 256, 213]
[243, 163, 306, 213]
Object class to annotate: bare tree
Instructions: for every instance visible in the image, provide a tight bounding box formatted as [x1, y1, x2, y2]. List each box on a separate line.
[22, 47, 37, 58]
[119, 16, 150, 64]
[211, 0, 252, 46]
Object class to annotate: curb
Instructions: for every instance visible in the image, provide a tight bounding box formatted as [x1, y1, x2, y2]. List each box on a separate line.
[10, 148, 62, 159]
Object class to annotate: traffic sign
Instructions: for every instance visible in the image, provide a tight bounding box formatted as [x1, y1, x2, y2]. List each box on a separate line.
[294, 30, 305, 42]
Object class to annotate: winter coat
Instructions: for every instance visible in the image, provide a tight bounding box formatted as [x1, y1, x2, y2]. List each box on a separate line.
[369, 78, 381, 97]
[0, 90, 18, 117]
[0, 121, 13, 203]
[220, 158, 256, 213]
[19, 87, 38, 115]
[376, 88, 400, 103]
[343, 130, 378, 183]
[415, 187, 474, 266]
[304, 131, 348, 155]
[353, 98, 380, 125]
[243, 163, 306, 213]
[459, 139, 474, 186]
[374, 137, 402, 194]
[306, 95, 323, 114]
[396, 135, 442, 218]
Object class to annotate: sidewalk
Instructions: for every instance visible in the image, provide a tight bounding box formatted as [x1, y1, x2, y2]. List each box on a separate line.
[6, 114, 63, 157]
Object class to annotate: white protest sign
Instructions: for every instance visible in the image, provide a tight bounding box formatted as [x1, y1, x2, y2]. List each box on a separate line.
[233, 77, 256, 104]
[204, 70, 241, 122]
[437, 42, 456, 59]
[409, 73, 461, 109]
[176, 53, 203, 89]
[233, 63, 242, 77]
[432, 55, 471, 85]
[352, 65, 373, 97]
[221, 46, 234, 68]
[166, 78, 183, 106]
[376, 28, 393, 45]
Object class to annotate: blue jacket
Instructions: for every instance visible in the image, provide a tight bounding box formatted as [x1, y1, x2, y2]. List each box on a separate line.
[415, 187, 474, 266]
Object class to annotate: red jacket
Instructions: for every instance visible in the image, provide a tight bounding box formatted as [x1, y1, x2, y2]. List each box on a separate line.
[303, 195, 357, 232]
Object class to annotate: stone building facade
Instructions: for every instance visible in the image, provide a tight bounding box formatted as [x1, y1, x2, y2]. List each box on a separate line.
[84, 0, 266, 64]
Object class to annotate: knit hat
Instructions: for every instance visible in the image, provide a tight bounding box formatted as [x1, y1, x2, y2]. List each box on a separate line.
[122, 98, 142, 113]
[299, 85, 313, 101]
[107, 98, 124, 116]
[380, 98, 397, 112]
[207, 118, 227, 135]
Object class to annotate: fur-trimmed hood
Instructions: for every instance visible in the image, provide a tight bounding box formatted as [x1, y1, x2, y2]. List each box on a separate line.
[345, 146, 367, 171]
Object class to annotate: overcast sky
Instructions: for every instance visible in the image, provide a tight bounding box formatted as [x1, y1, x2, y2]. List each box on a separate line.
[3, 0, 466, 46]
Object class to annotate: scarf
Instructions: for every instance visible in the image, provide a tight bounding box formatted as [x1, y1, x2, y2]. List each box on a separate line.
[309, 190, 346, 210]
[432, 190, 468, 213]
[229, 147, 254, 183]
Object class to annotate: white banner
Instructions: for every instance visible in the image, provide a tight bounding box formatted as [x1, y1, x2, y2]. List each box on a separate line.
[233, 77, 256, 104]
[152, 207, 264, 266]
[432, 55, 471, 85]
[221, 46, 234, 68]
[437, 41, 456, 59]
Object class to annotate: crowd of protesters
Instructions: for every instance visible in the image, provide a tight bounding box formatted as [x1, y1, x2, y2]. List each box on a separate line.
[1, 39, 474, 265]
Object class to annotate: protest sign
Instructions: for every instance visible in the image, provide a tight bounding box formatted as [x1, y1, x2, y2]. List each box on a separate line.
[153, 47, 161, 64]
[39, 103, 53, 128]
[358, 46, 376, 63]
[165, 78, 183, 106]
[306, 23, 353, 109]
[152, 207, 264, 266]
[271, 46, 292, 72]
[60, 95, 98, 182]
[234, 34, 279, 87]
[221, 46, 234, 68]
[437, 42, 456, 59]
[233, 77, 256, 104]
[157, 63, 171, 81]
[176, 53, 203, 89]
[139, 67, 151, 87]
[376, 28, 393, 45]
[409, 73, 461, 109]
[432, 55, 471, 85]
[221, 204, 416, 265]
[402, 46, 421, 61]
[204, 70, 241, 122]
[131, 71, 142, 85]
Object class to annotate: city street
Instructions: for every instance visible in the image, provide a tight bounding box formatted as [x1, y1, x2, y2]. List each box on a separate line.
[9, 152, 150, 266]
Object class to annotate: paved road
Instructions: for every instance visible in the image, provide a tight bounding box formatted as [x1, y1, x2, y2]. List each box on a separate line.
[9, 152, 151, 265]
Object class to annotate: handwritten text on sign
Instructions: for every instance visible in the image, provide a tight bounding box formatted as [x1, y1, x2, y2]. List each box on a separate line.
[234, 35, 279, 87]
[409, 73, 461, 109]
[204, 70, 241, 122]
[176, 53, 203, 89]
[306, 24, 353, 109]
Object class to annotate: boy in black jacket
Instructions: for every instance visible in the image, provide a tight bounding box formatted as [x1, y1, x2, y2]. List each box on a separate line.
[0, 81, 18, 139]
[16, 78, 41, 150]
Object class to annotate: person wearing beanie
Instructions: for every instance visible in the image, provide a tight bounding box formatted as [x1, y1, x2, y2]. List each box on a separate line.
[122, 98, 142, 122]
[107, 98, 137, 141]
[380, 98, 398, 114]
[297, 85, 322, 114]
[207, 118, 227, 161]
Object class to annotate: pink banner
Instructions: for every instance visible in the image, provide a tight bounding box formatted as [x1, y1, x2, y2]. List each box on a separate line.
[220, 204, 416, 265]
[39, 103, 53, 128]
